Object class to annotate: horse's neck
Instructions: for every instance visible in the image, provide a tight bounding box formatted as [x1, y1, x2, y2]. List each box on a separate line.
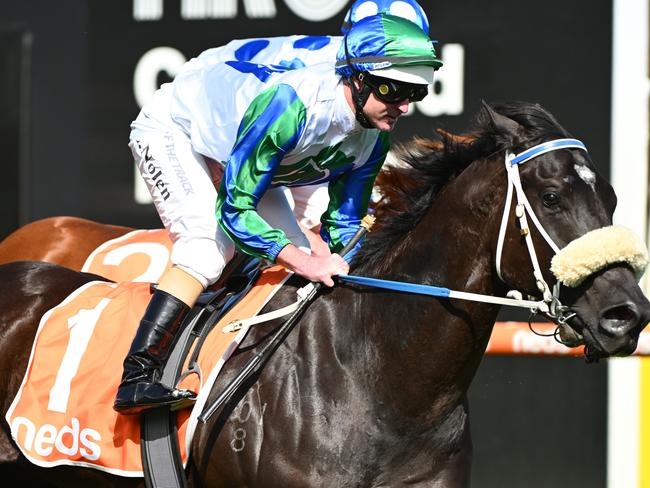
[389, 156, 504, 292]
[341, 157, 506, 422]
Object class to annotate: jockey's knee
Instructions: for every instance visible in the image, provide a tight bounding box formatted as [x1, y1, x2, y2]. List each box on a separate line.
[171, 237, 234, 288]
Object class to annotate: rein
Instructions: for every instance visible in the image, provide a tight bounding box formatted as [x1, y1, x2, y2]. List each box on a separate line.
[337, 275, 550, 312]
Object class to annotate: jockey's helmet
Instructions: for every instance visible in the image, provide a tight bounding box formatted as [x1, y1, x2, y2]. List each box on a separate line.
[335, 14, 442, 85]
[335, 14, 441, 127]
[335, 14, 441, 85]
[341, 0, 430, 35]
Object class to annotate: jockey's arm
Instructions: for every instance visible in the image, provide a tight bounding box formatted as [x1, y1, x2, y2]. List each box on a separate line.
[320, 132, 389, 259]
[216, 83, 304, 261]
[216, 84, 349, 286]
[276, 244, 348, 287]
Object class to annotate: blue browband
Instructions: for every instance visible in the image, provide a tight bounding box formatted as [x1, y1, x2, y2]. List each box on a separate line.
[511, 138, 587, 166]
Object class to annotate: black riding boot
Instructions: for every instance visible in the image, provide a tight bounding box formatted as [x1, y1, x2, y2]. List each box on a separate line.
[113, 289, 197, 414]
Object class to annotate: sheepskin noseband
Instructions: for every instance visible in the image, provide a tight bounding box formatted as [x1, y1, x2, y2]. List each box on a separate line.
[551, 225, 649, 287]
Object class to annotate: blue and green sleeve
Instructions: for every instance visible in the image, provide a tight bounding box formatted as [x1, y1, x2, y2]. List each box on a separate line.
[320, 132, 390, 255]
[216, 83, 306, 261]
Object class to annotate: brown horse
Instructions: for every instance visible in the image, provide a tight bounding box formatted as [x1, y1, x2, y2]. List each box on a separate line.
[0, 216, 133, 271]
[0, 101, 649, 486]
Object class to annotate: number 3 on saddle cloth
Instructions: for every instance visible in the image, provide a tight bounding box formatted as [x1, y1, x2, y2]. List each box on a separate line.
[5, 230, 291, 476]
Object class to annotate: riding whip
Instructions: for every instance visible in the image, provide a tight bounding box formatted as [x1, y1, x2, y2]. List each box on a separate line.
[199, 215, 375, 423]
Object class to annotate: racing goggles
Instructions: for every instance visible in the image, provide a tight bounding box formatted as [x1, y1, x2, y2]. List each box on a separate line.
[360, 73, 430, 104]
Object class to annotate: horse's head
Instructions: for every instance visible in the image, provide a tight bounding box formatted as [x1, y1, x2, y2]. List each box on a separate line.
[484, 101, 650, 360]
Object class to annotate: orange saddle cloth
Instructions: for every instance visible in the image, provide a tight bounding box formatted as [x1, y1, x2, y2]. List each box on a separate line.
[5, 264, 290, 476]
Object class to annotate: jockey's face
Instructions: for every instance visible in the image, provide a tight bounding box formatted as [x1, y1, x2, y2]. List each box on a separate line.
[343, 76, 415, 131]
[362, 91, 410, 131]
[356, 74, 426, 131]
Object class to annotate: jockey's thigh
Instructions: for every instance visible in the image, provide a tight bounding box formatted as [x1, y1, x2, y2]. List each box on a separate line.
[130, 133, 234, 288]
[257, 187, 311, 253]
[289, 183, 330, 230]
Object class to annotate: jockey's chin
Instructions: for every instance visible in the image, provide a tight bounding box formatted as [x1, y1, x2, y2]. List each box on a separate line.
[364, 96, 410, 131]
[374, 113, 401, 131]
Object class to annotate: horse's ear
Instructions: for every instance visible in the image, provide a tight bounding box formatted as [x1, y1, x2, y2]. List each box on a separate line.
[480, 100, 523, 141]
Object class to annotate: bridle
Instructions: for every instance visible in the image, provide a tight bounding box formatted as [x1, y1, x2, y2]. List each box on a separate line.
[495, 138, 587, 329]
[339, 138, 591, 325]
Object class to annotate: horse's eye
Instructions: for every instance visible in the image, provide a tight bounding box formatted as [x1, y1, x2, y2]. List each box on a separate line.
[542, 192, 560, 207]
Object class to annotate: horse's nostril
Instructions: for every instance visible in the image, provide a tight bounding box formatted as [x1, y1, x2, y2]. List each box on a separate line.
[600, 304, 639, 335]
[603, 305, 637, 322]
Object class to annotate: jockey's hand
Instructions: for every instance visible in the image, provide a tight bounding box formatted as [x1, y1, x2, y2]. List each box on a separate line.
[276, 244, 349, 287]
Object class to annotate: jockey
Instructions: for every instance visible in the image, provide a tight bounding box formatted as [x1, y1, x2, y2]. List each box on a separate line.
[114, 14, 442, 414]
[177, 0, 430, 233]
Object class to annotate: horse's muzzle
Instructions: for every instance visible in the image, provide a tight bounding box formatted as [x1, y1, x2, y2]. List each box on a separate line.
[556, 264, 650, 360]
[573, 302, 648, 360]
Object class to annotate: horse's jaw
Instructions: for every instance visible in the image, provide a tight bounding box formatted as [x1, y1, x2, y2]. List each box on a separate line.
[562, 265, 650, 360]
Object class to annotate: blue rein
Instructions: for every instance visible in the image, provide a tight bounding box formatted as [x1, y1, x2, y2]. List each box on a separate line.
[338, 274, 451, 297]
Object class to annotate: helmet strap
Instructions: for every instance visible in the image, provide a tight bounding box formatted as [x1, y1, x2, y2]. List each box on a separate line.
[343, 33, 375, 129]
[348, 75, 374, 129]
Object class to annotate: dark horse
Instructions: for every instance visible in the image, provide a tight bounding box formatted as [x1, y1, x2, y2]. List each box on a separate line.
[1, 102, 648, 487]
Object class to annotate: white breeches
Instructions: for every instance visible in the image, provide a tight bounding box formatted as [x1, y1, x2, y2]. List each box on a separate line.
[130, 128, 310, 288]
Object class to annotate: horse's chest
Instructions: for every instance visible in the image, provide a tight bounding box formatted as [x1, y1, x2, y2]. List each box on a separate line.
[205, 388, 467, 487]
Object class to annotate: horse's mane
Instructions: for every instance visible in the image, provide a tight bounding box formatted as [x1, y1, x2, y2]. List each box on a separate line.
[352, 101, 572, 272]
